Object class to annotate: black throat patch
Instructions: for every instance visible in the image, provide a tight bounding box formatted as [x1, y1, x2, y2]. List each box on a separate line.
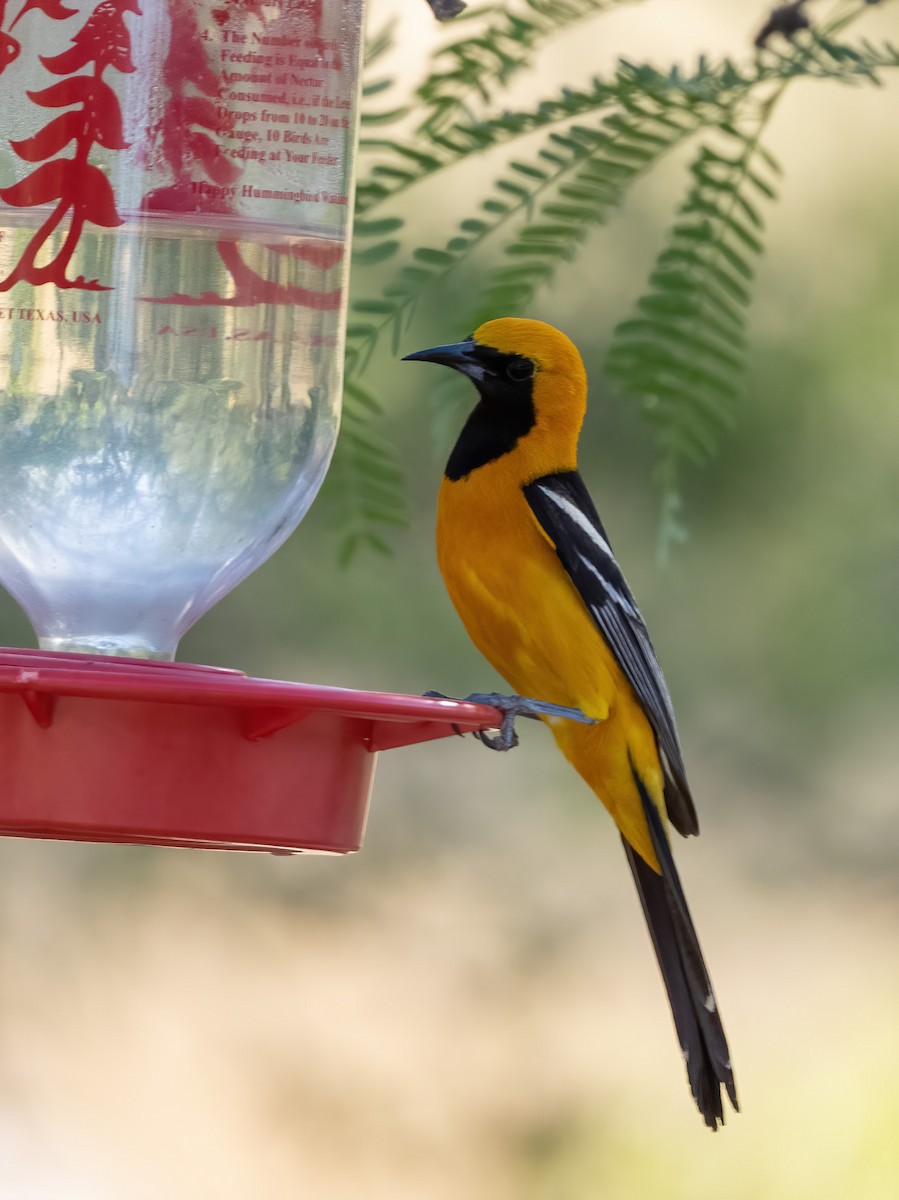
[444, 362, 536, 481]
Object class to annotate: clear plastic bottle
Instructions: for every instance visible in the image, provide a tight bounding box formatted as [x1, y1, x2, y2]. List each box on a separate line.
[0, 0, 365, 659]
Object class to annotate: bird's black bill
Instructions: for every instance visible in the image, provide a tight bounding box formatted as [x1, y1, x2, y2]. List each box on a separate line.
[402, 339, 483, 379]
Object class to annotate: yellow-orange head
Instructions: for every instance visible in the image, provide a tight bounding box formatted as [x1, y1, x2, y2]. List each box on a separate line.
[403, 317, 588, 481]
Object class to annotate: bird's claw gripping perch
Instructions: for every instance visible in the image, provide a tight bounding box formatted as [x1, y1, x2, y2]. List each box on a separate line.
[424, 690, 596, 752]
[466, 693, 597, 751]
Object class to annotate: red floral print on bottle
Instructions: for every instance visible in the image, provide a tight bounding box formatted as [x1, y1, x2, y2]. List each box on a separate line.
[0, 0, 350, 306]
[212, 0, 323, 31]
[142, 0, 238, 216]
[10, 0, 78, 27]
[142, 237, 344, 310]
[141, 0, 341, 309]
[0, 0, 137, 292]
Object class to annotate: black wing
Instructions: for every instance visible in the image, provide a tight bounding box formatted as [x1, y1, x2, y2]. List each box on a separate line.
[524, 470, 698, 837]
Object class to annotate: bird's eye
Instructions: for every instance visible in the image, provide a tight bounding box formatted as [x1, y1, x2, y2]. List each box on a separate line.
[506, 357, 535, 383]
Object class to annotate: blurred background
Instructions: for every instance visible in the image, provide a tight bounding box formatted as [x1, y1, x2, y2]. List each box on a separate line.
[0, 0, 897, 1195]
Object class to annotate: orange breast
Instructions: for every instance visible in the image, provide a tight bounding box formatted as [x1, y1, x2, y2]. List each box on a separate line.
[436, 464, 664, 868]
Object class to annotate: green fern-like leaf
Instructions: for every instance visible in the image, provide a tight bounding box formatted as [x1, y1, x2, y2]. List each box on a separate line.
[337, 13, 899, 561]
[356, 37, 899, 217]
[417, 0, 644, 137]
[472, 103, 702, 322]
[323, 381, 407, 565]
[605, 126, 780, 554]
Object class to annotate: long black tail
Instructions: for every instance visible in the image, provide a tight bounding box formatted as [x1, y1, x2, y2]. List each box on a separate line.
[623, 770, 738, 1129]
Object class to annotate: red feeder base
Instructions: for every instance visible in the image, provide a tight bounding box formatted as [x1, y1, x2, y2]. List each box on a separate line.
[0, 649, 501, 854]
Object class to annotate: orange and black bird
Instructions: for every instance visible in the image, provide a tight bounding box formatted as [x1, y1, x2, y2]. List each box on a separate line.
[404, 318, 737, 1128]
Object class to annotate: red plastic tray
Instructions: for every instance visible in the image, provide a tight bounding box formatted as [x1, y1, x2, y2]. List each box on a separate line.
[0, 648, 501, 854]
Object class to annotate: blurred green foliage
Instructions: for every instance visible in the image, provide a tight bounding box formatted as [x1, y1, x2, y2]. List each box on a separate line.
[338, 0, 899, 557]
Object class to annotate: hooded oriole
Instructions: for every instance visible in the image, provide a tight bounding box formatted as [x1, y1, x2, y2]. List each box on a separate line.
[404, 317, 737, 1129]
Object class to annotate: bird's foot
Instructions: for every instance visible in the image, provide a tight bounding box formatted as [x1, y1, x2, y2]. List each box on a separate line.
[465, 693, 597, 751]
[424, 690, 596, 752]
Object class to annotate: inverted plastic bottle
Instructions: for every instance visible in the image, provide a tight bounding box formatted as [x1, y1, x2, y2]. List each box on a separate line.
[0, 0, 365, 659]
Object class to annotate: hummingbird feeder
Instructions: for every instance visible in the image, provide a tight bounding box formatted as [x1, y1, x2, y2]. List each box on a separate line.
[0, 0, 498, 853]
